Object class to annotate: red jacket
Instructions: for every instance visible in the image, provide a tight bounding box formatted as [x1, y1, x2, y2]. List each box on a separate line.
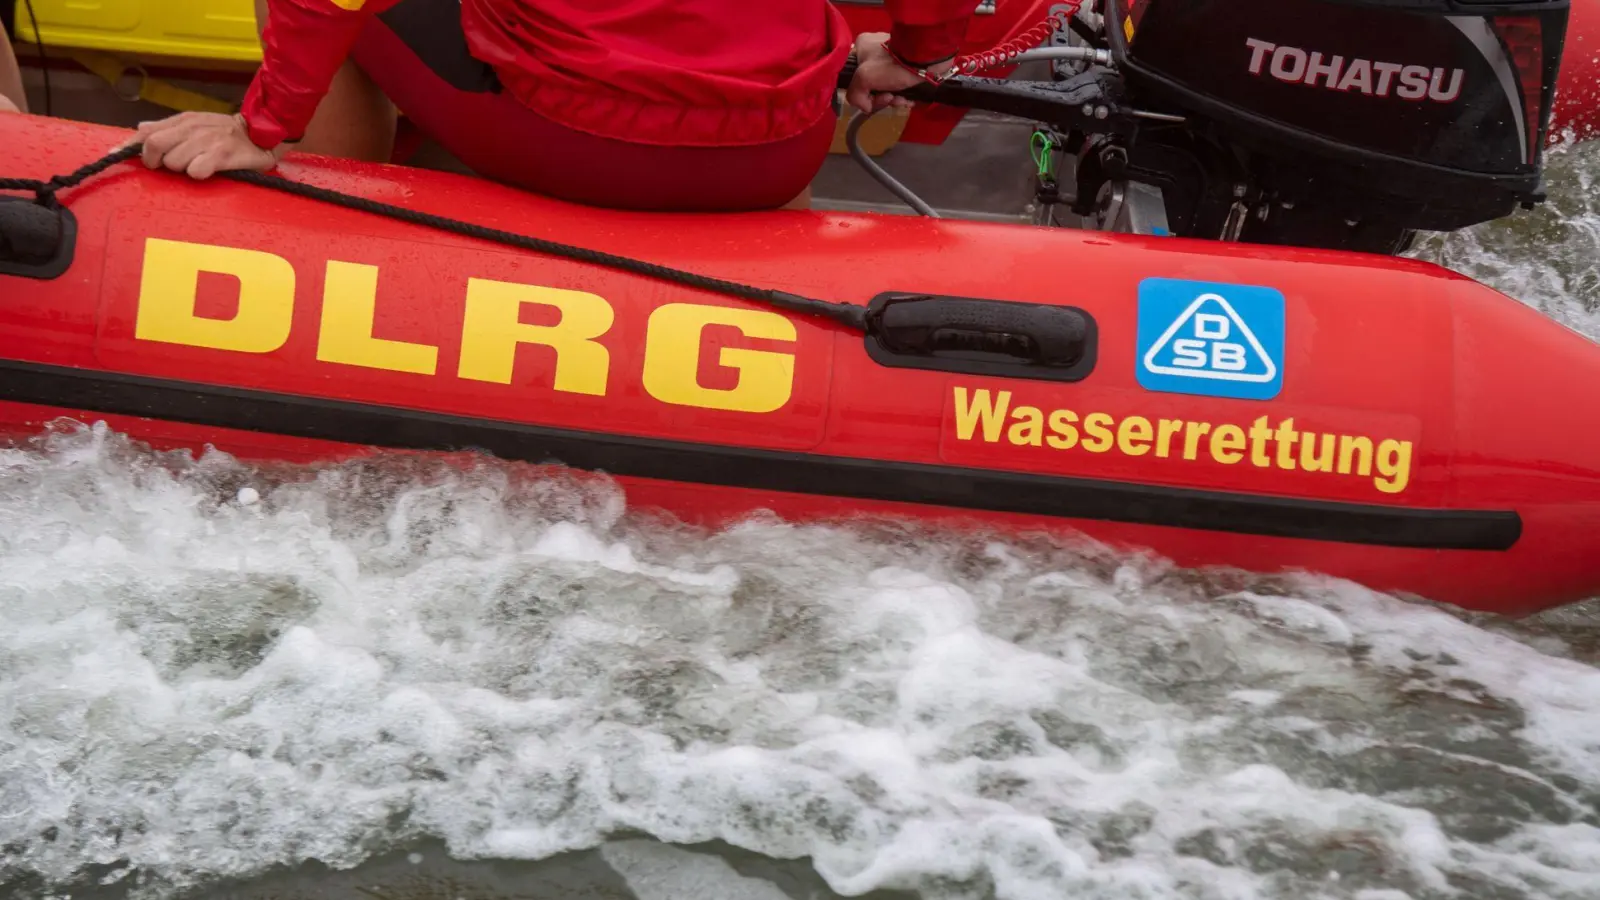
[242, 0, 981, 151]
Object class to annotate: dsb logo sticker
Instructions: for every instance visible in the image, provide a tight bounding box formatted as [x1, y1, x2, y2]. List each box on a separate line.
[1136, 278, 1285, 400]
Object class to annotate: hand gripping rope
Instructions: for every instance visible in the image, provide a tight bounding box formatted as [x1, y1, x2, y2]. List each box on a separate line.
[0, 143, 872, 331]
[2, 7, 1085, 329]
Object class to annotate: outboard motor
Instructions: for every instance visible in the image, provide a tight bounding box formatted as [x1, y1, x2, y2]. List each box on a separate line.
[1082, 0, 1570, 253]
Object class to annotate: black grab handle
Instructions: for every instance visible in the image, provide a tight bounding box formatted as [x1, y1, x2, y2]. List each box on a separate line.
[0, 197, 77, 280]
[863, 292, 1098, 383]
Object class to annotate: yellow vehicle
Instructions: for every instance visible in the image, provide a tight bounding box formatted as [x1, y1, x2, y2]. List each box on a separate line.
[7, 0, 257, 116]
[12, 0, 261, 64]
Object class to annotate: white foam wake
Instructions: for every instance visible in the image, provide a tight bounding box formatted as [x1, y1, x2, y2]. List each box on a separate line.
[0, 422, 1596, 900]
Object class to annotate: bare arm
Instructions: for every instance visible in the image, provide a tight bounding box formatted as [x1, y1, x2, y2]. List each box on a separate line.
[1, 30, 27, 113]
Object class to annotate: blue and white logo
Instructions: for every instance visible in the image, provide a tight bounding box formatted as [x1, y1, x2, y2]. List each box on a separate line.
[1136, 278, 1284, 400]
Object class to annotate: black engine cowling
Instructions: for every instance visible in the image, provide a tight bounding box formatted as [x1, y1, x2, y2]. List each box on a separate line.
[1093, 0, 1570, 252]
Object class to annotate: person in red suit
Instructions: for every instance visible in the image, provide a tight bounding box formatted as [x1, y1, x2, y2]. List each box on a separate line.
[133, 0, 979, 211]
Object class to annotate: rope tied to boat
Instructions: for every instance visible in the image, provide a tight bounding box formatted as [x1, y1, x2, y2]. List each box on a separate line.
[0, 144, 143, 207]
[0, 143, 872, 332]
[4, 137, 1105, 395]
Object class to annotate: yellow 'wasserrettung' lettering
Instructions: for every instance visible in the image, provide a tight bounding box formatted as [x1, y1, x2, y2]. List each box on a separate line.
[953, 387, 1412, 494]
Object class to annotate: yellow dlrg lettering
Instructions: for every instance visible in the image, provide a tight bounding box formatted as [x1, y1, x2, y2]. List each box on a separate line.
[643, 303, 797, 413]
[316, 261, 439, 375]
[457, 278, 613, 395]
[134, 238, 294, 353]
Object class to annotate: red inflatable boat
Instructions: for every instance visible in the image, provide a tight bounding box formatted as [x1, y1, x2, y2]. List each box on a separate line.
[2, 110, 1599, 617]
[5, 0, 1600, 615]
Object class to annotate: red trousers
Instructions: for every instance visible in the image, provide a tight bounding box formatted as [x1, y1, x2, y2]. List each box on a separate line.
[347, 2, 836, 212]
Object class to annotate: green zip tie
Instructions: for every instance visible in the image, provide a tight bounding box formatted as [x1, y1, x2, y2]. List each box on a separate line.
[1031, 130, 1057, 179]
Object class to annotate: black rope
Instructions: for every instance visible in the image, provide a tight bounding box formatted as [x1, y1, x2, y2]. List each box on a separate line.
[1, 142, 871, 332]
[0, 144, 141, 205]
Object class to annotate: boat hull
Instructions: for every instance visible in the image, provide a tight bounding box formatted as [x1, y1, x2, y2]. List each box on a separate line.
[2, 113, 1599, 616]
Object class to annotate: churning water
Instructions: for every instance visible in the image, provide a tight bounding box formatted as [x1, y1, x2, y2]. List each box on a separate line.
[3, 145, 1600, 900]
